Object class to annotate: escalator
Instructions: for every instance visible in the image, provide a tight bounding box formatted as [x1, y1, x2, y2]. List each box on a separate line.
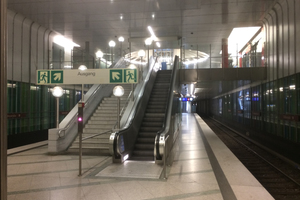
[131, 70, 172, 161]
[110, 56, 180, 163]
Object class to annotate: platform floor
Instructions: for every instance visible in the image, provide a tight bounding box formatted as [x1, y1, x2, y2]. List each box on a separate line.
[7, 113, 274, 200]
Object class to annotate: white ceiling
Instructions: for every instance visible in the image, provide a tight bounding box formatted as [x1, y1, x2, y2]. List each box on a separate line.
[7, 0, 275, 99]
[7, 0, 274, 57]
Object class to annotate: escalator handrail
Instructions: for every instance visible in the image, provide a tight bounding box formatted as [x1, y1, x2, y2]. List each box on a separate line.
[110, 57, 159, 156]
[155, 56, 179, 159]
[117, 56, 158, 130]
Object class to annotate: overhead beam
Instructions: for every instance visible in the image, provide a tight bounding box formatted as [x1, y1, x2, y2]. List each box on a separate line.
[128, 36, 180, 42]
[179, 68, 267, 83]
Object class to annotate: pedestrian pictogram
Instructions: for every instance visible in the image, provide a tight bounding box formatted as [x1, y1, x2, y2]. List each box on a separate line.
[124, 69, 137, 83]
[38, 71, 50, 84]
[110, 69, 123, 83]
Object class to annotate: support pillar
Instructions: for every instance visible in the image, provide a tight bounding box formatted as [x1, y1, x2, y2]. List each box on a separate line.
[0, 0, 7, 199]
[222, 38, 228, 68]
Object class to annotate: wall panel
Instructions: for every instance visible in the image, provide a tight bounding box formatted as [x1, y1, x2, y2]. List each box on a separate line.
[21, 19, 31, 83]
[30, 23, 39, 84]
[13, 14, 24, 82]
[7, 11, 14, 81]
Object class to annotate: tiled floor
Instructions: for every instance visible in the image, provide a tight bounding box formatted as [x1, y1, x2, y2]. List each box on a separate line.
[6, 113, 267, 200]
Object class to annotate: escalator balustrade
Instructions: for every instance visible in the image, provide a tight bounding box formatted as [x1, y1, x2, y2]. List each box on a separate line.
[130, 70, 172, 161]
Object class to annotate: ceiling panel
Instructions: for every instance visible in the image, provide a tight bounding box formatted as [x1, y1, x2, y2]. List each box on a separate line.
[7, 0, 275, 99]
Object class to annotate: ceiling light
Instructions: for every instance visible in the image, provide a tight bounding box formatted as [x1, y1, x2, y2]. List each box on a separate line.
[145, 37, 152, 45]
[78, 65, 87, 71]
[156, 42, 161, 48]
[152, 14, 155, 18]
[228, 26, 261, 56]
[289, 85, 296, 90]
[96, 50, 104, 58]
[118, 36, 124, 42]
[147, 26, 157, 41]
[138, 50, 145, 57]
[53, 35, 80, 49]
[109, 40, 116, 47]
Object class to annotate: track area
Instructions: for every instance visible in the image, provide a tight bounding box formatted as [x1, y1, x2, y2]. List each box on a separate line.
[203, 117, 300, 200]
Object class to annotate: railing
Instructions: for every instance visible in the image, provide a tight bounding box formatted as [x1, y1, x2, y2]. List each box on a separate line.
[113, 90, 133, 130]
[48, 57, 127, 153]
[82, 130, 112, 141]
[57, 84, 103, 138]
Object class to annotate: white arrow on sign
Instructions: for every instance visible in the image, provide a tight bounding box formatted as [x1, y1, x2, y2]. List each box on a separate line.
[54, 73, 61, 81]
[112, 72, 121, 80]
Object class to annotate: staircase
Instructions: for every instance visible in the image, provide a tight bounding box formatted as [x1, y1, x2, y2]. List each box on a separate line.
[69, 84, 132, 155]
[130, 70, 172, 161]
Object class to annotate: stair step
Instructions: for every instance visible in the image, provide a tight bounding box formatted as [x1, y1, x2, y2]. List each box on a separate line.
[87, 120, 115, 125]
[99, 103, 126, 107]
[97, 107, 119, 110]
[95, 110, 118, 114]
[85, 124, 114, 129]
[91, 116, 117, 120]
[83, 128, 111, 133]
[71, 143, 109, 148]
[92, 113, 118, 117]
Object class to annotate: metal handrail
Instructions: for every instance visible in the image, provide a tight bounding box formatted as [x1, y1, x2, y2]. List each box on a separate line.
[110, 57, 159, 157]
[120, 91, 133, 116]
[112, 90, 133, 129]
[82, 130, 112, 141]
[57, 84, 104, 138]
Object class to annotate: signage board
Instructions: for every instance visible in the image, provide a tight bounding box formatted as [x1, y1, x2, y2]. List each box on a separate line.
[36, 68, 138, 85]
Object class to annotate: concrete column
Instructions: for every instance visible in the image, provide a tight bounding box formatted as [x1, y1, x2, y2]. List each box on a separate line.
[0, 0, 8, 199]
[222, 38, 228, 68]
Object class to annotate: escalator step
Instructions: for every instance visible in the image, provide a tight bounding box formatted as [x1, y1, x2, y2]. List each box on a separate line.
[134, 144, 154, 150]
[140, 127, 162, 132]
[130, 155, 154, 161]
[139, 132, 157, 137]
[143, 119, 164, 123]
[132, 150, 153, 156]
[142, 122, 163, 127]
[146, 105, 166, 109]
[146, 109, 165, 113]
[136, 138, 154, 143]
[144, 113, 165, 118]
